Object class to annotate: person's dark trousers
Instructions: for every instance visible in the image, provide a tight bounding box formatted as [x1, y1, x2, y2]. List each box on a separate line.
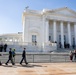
[4, 48, 6, 52]
[20, 57, 28, 64]
[5, 58, 14, 65]
[0, 61, 2, 65]
[1, 48, 3, 52]
[0, 48, 1, 52]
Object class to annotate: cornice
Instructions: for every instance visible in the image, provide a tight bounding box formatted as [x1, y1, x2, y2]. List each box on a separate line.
[46, 13, 76, 18]
[45, 7, 76, 15]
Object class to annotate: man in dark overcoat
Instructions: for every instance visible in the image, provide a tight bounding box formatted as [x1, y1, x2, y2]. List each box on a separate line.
[20, 48, 28, 65]
[5, 48, 14, 65]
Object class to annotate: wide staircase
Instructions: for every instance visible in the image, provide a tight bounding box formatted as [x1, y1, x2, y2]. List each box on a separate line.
[2, 41, 75, 53]
[53, 48, 75, 53]
[2, 41, 57, 52]
[5, 44, 43, 52]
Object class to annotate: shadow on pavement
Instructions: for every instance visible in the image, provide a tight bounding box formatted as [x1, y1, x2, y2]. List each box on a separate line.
[2, 63, 47, 68]
[17, 64, 43, 68]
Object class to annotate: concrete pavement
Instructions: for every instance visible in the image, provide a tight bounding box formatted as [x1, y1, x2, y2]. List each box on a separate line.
[0, 63, 76, 75]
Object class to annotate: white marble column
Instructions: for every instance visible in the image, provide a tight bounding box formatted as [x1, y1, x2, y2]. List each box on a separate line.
[67, 22, 71, 46]
[60, 21, 64, 48]
[74, 23, 76, 45]
[45, 20, 49, 43]
[23, 17, 25, 42]
[42, 16, 45, 48]
[53, 20, 57, 42]
[23, 17, 28, 43]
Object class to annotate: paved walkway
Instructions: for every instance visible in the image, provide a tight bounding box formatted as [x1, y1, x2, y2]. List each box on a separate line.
[0, 63, 76, 75]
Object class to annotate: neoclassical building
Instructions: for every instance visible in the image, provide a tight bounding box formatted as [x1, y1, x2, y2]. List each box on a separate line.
[0, 7, 76, 52]
[22, 7, 76, 49]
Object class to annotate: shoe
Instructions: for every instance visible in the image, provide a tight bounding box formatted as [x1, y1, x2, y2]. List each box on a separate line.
[5, 63, 8, 65]
[12, 63, 15, 65]
[20, 63, 22, 65]
[26, 63, 28, 65]
[0, 61, 2, 65]
[0, 63, 2, 65]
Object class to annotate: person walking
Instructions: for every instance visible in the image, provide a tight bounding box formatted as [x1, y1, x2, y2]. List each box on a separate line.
[12, 48, 16, 64]
[5, 48, 14, 65]
[20, 48, 28, 65]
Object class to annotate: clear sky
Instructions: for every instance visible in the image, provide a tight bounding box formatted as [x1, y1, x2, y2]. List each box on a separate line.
[0, 0, 76, 34]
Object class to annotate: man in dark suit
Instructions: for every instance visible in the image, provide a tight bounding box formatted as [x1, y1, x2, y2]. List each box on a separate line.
[5, 48, 14, 65]
[20, 48, 28, 65]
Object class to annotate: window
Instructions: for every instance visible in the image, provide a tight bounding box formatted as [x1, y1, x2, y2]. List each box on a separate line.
[49, 36, 51, 41]
[32, 35, 36, 42]
[73, 37, 75, 45]
[64, 35, 66, 43]
[59, 35, 61, 42]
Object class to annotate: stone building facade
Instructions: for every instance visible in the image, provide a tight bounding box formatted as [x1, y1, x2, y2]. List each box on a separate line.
[0, 7, 76, 52]
[22, 7, 76, 49]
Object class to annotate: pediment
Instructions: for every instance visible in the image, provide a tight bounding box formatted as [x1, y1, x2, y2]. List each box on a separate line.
[48, 7, 76, 17]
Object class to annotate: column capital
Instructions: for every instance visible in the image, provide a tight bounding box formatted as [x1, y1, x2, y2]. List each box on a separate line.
[46, 20, 48, 22]
[53, 20, 56, 21]
[53, 20, 56, 25]
[45, 18, 49, 22]
[67, 21, 70, 24]
[74, 22, 76, 25]
[60, 21, 63, 24]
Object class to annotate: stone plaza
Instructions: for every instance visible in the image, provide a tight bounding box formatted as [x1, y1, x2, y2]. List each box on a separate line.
[0, 63, 76, 75]
[0, 52, 76, 75]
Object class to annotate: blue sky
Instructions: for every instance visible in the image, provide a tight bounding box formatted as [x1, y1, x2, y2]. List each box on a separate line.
[0, 0, 76, 34]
